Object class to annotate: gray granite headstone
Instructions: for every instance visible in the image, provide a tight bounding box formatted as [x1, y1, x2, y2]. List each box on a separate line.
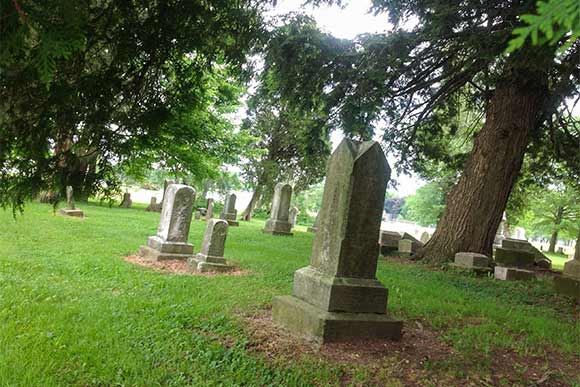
[263, 183, 293, 236]
[272, 139, 402, 343]
[139, 184, 195, 260]
[205, 198, 214, 221]
[146, 196, 162, 212]
[60, 186, 84, 217]
[289, 207, 300, 228]
[189, 219, 236, 272]
[220, 194, 239, 226]
[120, 192, 132, 208]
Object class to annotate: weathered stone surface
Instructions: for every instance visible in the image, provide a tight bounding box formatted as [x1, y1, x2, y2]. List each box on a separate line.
[263, 183, 293, 236]
[398, 239, 413, 257]
[494, 267, 535, 281]
[563, 258, 580, 280]
[501, 238, 551, 268]
[194, 210, 201, 220]
[139, 184, 195, 261]
[494, 247, 535, 268]
[60, 186, 84, 217]
[501, 238, 529, 250]
[189, 219, 236, 273]
[307, 214, 319, 233]
[220, 194, 239, 226]
[420, 232, 431, 244]
[402, 232, 424, 251]
[272, 296, 403, 343]
[452, 252, 490, 268]
[205, 198, 214, 221]
[120, 192, 132, 208]
[379, 230, 401, 255]
[554, 276, 580, 302]
[289, 207, 300, 228]
[272, 139, 402, 343]
[146, 197, 162, 212]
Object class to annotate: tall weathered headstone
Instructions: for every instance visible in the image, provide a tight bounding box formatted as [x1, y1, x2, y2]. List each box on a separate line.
[120, 192, 132, 208]
[204, 198, 214, 221]
[263, 183, 293, 236]
[139, 184, 195, 261]
[220, 194, 239, 226]
[272, 139, 403, 343]
[289, 207, 300, 229]
[60, 186, 84, 217]
[379, 230, 401, 255]
[188, 219, 236, 272]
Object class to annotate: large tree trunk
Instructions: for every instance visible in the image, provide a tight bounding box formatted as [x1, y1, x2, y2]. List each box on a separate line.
[574, 228, 580, 261]
[241, 185, 263, 221]
[418, 77, 547, 264]
[548, 206, 564, 253]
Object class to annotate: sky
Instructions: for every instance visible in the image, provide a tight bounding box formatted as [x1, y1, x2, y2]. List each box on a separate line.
[265, 0, 425, 196]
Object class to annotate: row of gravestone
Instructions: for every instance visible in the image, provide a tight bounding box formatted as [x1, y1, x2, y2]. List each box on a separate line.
[131, 139, 404, 343]
[380, 225, 579, 301]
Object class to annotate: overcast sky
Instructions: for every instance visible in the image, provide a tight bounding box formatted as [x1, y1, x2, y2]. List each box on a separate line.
[266, 0, 425, 196]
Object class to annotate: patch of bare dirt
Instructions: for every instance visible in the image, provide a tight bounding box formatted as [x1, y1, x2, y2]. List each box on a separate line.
[239, 310, 579, 387]
[123, 255, 249, 276]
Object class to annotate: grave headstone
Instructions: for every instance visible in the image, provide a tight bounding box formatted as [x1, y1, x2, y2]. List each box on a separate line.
[263, 183, 293, 236]
[139, 184, 195, 261]
[398, 239, 413, 258]
[554, 244, 580, 301]
[450, 252, 491, 271]
[272, 139, 403, 343]
[289, 207, 300, 229]
[494, 247, 535, 268]
[188, 219, 236, 273]
[204, 198, 214, 221]
[500, 238, 551, 268]
[145, 196, 162, 212]
[194, 210, 201, 220]
[379, 230, 401, 255]
[420, 231, 431, 244]
[120, 192, 132, 208]
[307, 213, 318, 233]
[220, 194, 239, 226]
[494, 267, 535, 281]
[59, 186, 84, 217]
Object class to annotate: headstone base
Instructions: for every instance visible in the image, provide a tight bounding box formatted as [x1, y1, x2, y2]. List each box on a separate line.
[263, 220, 293, 236]
[272, 295, 402, 344]
[554, 276, 580, 302]
[188, 254, 236, 273]
[138, 245, 193, 261]
[494, 267, 535, 281]
[60, 208, 84, 218]
[292, 266, 387, 313]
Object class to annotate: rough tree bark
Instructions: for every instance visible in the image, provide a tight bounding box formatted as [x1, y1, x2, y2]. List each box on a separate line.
[241, 185, 263, 221]
[575, 228, 580, 261]
[548, 206, 564, 253]
[418, 74, 548, 264]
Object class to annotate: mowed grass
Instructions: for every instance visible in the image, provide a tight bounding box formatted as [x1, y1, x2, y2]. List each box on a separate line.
[0, 202, 578, 386]
[545, 252, 572, 271]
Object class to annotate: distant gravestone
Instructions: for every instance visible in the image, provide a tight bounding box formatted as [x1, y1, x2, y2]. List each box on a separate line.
[220, 194, 239, 227]
[494, 267, 534, 281]
[272, 139, 403, 343]
[139, 184, 195, 261]
[307, 213, 318, 233]
[60, 186, 84, 218]
[204, 198, 214, 221]
[194, 210, 201, 220]
[379, 230, 401, 255]
[450, 252, 491, 272]
[289, 207, 300, 229]
[554, 245, 580, 301]
[120, 192, 132, 208]
[398, 239, 413, 258]
[420, 231, 431, 244]
[145, 196, 162, 212]
[263, 183, 293, 236]
[188, 219, 236, 272]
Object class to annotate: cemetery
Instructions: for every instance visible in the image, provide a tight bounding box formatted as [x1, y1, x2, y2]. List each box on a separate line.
[1, 0, 579, 386]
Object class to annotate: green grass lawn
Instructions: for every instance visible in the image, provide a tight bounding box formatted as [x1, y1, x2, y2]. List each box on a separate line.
[0, 202, 578, 386]
[545, 252, 572, 271]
